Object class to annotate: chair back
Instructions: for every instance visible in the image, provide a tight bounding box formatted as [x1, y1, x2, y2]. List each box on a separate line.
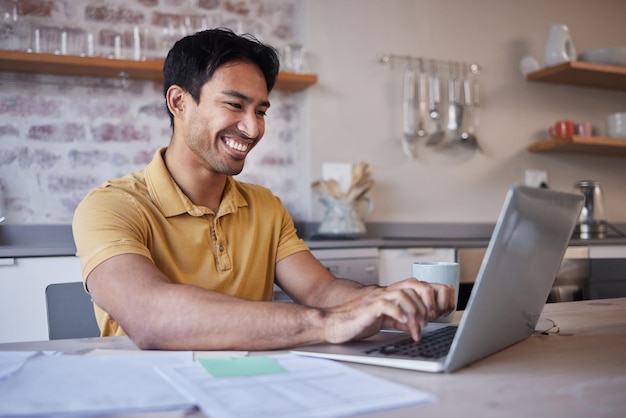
[45, 282, 100, 340]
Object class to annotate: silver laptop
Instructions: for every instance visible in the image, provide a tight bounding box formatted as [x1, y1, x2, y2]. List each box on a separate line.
[292, 185, 584, 373]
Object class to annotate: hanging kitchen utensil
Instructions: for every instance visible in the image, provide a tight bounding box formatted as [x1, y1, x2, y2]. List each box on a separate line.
[471, 64, 480, 136]
[401, 62, 418, 158]
[426, 61, 445, 146]
[458, 64, 480, 150]
[416, 58, 429, 138]
[445, 64, 463, 144]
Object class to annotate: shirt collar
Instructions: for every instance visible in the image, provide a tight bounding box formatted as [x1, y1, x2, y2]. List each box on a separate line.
[145, 147, 248, 218]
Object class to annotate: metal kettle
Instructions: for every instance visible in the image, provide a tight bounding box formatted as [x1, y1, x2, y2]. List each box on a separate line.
[573, 180, 607, 239]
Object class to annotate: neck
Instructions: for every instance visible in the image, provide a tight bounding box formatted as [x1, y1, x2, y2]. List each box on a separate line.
[163, 145, 227, 212]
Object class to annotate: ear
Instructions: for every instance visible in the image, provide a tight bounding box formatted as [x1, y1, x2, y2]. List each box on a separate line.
[166, 85, 187, 119]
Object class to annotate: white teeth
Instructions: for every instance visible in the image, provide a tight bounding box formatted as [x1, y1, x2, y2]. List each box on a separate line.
[224, 138, 249, 152]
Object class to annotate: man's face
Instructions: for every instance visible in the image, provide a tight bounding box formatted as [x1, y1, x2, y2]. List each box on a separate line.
[181, 61, 270, 176]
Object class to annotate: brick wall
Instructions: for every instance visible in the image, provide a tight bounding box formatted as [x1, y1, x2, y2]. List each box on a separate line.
[0, 0, 308, 224]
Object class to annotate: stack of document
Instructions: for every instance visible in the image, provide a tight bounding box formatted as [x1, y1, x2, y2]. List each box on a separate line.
[0, 350, 196, 416]
[0, 350, 436, 417]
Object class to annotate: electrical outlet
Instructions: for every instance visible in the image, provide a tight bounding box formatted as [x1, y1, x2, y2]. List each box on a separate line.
[524, 169, 548, 188]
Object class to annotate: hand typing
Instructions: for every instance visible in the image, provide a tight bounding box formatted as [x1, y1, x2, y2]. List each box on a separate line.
[322, 278, 455, 344]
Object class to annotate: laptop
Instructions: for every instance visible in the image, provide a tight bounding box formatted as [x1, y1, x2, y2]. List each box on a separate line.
[292, 185, 584, 373]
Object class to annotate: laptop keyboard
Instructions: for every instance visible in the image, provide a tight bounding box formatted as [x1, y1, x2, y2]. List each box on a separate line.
[365, 325, 457, 359]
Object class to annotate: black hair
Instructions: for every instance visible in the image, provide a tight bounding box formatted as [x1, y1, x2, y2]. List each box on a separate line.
[163, 28, 280, 127]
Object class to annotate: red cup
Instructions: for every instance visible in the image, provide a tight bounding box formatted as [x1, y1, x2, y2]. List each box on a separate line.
[548, 120, 575, 139]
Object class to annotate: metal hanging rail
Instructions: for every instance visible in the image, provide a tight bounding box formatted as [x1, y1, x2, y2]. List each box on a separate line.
[376, 52, 481, 75]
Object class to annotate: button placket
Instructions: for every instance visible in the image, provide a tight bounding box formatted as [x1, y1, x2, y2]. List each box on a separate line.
[213, 216, 231, 271]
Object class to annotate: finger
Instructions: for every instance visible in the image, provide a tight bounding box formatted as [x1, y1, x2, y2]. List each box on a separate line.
[390, 320, 422, 341]
[413, 284, 438, 318]
[389, 286, 421, 312]
[374, 297, 411, 326]
[388, 278, 436, 314]
[379, 303, 422, 341]
[384, 290, 429, 339]
[401, 280, 454, 318]
[385, 289, 428, 322]
[446, 285, 456, 313]
[432, 283, 456, 315]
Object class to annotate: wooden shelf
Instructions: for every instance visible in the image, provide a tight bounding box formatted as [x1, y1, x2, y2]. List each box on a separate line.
[273, 71, 318, 91]
[527, 62, 626, 157]
[526, 61, 626, 91]
[0, 49, 317, 91]
[528, 136, 626, 156]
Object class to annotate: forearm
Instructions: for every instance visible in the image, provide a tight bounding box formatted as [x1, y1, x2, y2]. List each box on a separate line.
[304, 277, 379, 308]
[276, 251, 380, 309]
[125, 283, 327, 351]
[88, 254, 329, 351]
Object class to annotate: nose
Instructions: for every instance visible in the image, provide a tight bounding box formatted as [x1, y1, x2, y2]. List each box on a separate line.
[237, 110, 263, 139]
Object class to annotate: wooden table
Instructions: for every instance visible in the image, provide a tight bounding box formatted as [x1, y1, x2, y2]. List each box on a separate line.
[363, 298, 626, 417]
[1, 298, 625, 417]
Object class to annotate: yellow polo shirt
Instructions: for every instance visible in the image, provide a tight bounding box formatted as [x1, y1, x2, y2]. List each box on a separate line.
[72, 147, 309, 336]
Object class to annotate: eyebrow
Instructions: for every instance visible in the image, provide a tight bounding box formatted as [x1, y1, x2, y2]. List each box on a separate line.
[221, 90, 271, 108]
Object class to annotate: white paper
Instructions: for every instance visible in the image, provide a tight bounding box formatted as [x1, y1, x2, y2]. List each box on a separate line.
[194, 350, 249, 360]
[157, 354, 436, 418]
[0, 351, 39, 381]
[0, 352, 196, 417]
[85, 348, 194, 360]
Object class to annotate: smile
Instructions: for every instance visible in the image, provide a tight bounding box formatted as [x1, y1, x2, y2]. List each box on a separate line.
[223, 137, 250, 152]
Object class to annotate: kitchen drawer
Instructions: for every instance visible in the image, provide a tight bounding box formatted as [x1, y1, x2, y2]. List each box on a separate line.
[589, 246, 626, 259]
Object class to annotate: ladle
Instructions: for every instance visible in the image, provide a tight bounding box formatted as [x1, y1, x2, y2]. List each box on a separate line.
[426, 65, 445, 146]
[452, 65, 481, 151]
[401, 65, 417, 158]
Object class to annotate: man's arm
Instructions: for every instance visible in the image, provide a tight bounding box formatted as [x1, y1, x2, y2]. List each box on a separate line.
[87, 251, 454, 351]
[86, 253, 329, 350]
[275, 251, 455, 342]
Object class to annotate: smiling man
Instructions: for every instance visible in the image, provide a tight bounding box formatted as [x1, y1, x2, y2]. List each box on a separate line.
[72, 29, 454, 351]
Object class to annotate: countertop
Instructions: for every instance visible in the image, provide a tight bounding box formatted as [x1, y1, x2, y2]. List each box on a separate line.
[1, 222, 626, 258]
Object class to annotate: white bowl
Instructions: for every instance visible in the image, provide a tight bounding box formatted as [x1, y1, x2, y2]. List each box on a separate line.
[578, 47, 626, 66]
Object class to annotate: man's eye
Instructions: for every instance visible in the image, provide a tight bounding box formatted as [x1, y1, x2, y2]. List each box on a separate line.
[228, 102, 242, 109]
[256, 110, 268, 117]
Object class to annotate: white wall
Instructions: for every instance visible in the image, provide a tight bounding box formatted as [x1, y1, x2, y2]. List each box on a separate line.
[304, 0, 626, 223]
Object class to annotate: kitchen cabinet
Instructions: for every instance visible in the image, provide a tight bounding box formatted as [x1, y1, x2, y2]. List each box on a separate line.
[0, 50, 318, 91]
[526, 61, 626, 156]
[588, 246, 626, 299]
[0, 256, 82, 343]
[589, 259, 626, 299]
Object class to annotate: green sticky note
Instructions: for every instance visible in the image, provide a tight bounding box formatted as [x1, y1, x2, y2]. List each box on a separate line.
[198, 356, 287, 378]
